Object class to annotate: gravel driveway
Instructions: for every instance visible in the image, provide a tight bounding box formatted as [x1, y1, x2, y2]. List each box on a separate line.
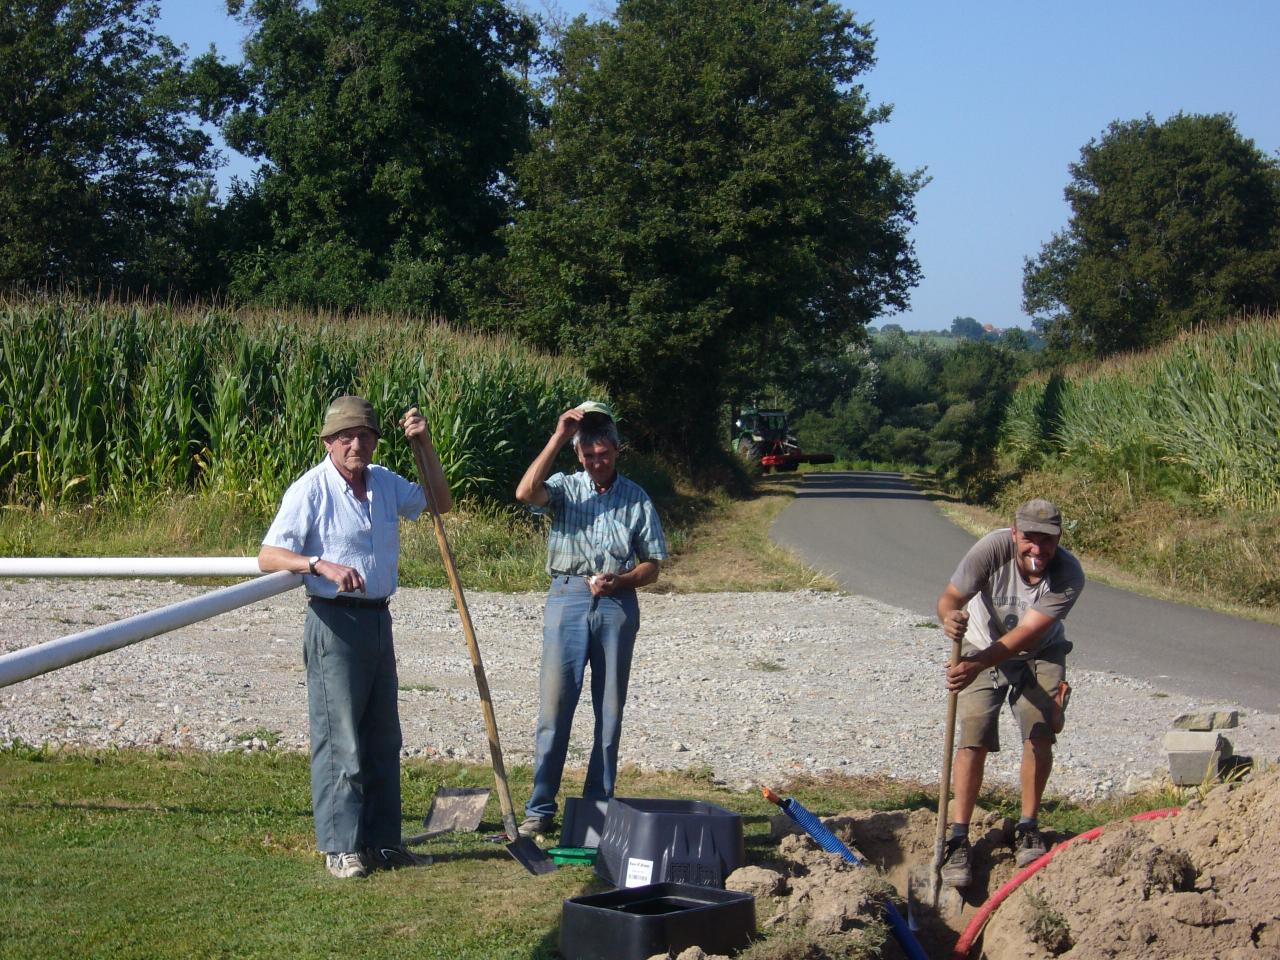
[3, 578, 1277, 800]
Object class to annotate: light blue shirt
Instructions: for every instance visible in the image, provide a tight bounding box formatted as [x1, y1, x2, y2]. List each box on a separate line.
[537, 470, 668, 577]
[263, 456, 427, 599]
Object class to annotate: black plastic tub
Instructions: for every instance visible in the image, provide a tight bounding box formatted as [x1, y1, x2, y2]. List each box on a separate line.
[595, 797, 745, 888]
[559, 882, 756, 960]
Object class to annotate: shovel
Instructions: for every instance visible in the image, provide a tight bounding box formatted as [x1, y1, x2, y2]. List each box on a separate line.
[406, 420, 556, 875]
[909, 631, 966, 924]
[402, 786, 492, 846]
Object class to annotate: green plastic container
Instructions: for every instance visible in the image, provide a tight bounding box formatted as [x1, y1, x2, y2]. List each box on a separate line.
[549, 846, 598, 866]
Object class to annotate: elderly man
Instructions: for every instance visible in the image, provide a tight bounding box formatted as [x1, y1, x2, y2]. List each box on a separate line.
[258, 395, 451, 879]
[515, 401, 668, 837]
[936, 499, 1084, 887]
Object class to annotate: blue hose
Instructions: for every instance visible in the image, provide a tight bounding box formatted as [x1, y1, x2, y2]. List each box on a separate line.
[773, 792, 930, 960]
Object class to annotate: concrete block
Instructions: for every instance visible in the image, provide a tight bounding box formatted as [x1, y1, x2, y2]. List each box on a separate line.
[1173, 710, 1239, 731]
[1163, 731, 1233, 785]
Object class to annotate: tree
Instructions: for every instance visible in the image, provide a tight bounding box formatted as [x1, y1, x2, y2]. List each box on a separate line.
[1023, 113, 1280, 358]
[927, 340, 1021, 486]
[950, 315, 984, 340]
[0, 0, 217, 292]
[498, 0, 921, 460]
[198, 0, 539, 312]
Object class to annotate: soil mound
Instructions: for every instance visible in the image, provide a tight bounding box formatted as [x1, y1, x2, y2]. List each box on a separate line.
[654, 770, 1278, 959]
[982, 768, 1280, 959]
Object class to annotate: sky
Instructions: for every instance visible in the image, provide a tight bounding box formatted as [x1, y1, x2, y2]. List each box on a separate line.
[157, 0, 1280, 332]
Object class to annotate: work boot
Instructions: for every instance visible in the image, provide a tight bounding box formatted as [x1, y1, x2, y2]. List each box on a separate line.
[325, 851, 369, 879]
[1015, 824, 1048, 867]
[940, 836, 972, 888]
[366, 844, 432, 870]
[517, 814, 554, 838]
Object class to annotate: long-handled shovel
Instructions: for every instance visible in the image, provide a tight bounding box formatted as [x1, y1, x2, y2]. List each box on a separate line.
[407, 425, 556, 875]
[931, 634, 962, 911]
[930, 632, 965, 908]
[907, 631, 965, 927]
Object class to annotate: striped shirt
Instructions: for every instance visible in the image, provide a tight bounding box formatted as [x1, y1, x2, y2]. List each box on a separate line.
[262, 456, 426, 600]
[536, 470, 668, 577]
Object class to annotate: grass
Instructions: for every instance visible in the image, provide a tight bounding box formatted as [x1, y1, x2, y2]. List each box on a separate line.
[0, 745, 1166, 960]
[656, 475, 837, 593]
[234, 728, 282, 747]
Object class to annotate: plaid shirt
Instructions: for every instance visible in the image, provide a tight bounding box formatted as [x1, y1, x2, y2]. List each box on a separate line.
[535, 470, 668, 577]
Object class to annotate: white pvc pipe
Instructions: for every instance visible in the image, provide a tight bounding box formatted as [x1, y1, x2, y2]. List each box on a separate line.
[0, 557, 264, 578]
[0, 571, 303, 689]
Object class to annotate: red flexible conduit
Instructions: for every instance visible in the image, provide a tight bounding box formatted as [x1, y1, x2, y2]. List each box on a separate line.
[948, 807, 1181, 960]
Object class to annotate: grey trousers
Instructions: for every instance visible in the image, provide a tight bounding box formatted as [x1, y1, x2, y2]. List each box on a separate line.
[303, 601, 402, 852]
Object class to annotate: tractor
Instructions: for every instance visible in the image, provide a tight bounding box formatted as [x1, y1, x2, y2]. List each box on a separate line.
[733, 408, 834, 472]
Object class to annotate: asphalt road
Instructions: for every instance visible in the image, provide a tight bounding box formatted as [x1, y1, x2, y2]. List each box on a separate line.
[771, 470, 1280, 715]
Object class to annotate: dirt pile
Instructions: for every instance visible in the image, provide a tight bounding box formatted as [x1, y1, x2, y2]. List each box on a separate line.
[648, 769, 1278, 959]
[982, 768, 1280, 959]
[714, 806, 964, 960]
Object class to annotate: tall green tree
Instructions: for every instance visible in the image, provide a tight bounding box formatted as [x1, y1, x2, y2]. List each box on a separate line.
[950, 315, 984, 340]
[199, 0, 538, 312]
[1023, 113, 1280, 358]
[0, 0, 216, 292]
[498, 0, 921, 460]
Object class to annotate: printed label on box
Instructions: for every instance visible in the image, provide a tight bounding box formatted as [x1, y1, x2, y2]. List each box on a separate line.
[624, 857, 654, 887]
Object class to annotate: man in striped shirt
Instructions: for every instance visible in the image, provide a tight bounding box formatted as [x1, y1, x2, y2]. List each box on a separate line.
[515, 401, 668, 837]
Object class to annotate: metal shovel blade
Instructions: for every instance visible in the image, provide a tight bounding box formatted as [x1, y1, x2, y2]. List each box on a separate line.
[907, 862, 964, 930]
[421, 787, 491, 837]
[506, 836, 558, 875]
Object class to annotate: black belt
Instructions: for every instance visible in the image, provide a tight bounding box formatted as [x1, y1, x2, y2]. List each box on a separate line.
[309, 595, 389, 609]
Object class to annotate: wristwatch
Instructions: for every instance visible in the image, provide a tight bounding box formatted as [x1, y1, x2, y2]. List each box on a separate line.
[307, 556, 321, 575]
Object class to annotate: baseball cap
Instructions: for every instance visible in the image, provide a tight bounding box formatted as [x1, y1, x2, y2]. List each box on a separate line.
[575, 400, 616, 420]
[1015, 498, 1062, 536]
[320, 395, 381, 439]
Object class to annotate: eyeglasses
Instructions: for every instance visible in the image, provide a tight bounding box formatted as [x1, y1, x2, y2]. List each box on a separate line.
[329, 429, 378, 447]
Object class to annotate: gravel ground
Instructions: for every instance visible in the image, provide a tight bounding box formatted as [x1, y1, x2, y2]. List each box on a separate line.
[3, 578, 1278, 800]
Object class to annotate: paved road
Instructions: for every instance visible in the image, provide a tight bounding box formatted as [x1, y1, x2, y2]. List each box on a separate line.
[771, 471, 1280, 715]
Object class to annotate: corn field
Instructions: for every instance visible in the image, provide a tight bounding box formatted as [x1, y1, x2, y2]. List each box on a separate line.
[0, 298, 596, 513]
[999, 313, 1280, 512]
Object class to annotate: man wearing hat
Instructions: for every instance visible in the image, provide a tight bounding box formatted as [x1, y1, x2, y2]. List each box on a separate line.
[514, 401, 668, 837]
[935, 499, 1085, 887]
[258, 396, 452, 878]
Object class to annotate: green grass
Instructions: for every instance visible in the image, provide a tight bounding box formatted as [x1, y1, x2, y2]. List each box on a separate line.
[0, 745, 1187, 960]
[999, 310, 1280, 513]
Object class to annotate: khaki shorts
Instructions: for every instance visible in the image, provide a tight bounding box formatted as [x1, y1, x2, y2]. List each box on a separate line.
[956, 644, 1067, 751]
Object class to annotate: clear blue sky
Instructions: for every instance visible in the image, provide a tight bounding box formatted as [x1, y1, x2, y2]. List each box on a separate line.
[159, 0, 1280, 332]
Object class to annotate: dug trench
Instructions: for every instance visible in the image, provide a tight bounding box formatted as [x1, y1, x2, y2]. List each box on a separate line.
[682, 765, 1280, 960]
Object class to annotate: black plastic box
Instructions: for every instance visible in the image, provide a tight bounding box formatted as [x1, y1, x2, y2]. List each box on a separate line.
[595, 797, 745, 889]
[559, 882, 756, 960]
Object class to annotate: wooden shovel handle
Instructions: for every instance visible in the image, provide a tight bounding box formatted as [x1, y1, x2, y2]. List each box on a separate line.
[409, 433, 519, 841]
[931, 634, 964, 905]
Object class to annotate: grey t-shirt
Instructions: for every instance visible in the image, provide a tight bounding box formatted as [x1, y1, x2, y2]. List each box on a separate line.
[950, 529, 1085, 655]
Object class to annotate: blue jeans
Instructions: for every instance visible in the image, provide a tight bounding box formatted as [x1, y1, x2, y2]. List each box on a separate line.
[525, 576, 640, 819]
[304, 601, 403, 852]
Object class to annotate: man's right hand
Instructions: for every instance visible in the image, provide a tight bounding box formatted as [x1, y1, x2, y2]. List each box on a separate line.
[554, 407, 585, 442]
[315, 559, 366, 595]
[942, 608, 969, 643]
